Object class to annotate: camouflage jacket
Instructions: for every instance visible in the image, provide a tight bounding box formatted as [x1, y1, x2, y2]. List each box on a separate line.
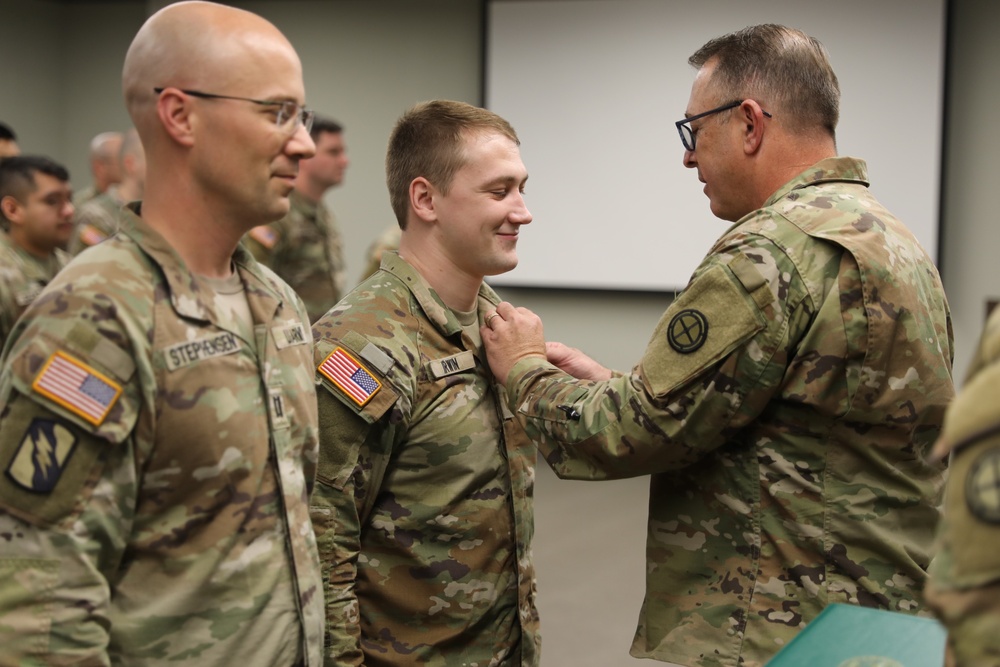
[0, 203, 324, 666]
[244, 189, 346, 323]
[503, 158, 954, 667]
[0, 230, 70, 351]
[926, 307, 1000, 666]
[69, 186, 123, 254]
[309, 252, 540, 667]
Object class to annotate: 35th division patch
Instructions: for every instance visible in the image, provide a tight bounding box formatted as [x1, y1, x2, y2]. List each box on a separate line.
[667, 309, 709, 354]
[966, 447, 1000, 524]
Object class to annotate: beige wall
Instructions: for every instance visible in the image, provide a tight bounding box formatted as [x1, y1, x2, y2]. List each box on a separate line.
[6, 0, 983, 378]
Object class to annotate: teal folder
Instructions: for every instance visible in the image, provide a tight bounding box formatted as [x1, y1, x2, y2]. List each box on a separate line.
[765, 604, 947, 667]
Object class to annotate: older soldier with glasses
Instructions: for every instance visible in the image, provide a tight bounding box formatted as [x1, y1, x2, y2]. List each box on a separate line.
[482, 23, 953, 667]
[0, 2, 324, 665]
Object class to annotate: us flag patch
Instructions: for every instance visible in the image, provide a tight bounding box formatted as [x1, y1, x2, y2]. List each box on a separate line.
[32, 351, 122, 426]
[318, 347, 381, 407]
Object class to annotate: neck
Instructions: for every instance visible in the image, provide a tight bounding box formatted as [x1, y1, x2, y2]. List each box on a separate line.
[10, 231, 54, 260]
[293, 177, 327, 204]
[398, 236, 481, 313]
[116, 179, 143, 203]
[140, 181, 243, 279]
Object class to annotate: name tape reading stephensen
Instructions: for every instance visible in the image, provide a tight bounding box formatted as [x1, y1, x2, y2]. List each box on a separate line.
[318, 347, 382, 407]
[164, 332, 241, 371]
[32, 351, 123, 426]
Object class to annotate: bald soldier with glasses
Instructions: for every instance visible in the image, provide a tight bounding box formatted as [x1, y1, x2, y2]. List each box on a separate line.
[0, 3, 325, 664]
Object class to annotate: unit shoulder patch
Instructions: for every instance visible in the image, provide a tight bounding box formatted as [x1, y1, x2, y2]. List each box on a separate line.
[5, 418, 78, 493]
[667, 308, 709, 354]
[966, 446, 1000, 524]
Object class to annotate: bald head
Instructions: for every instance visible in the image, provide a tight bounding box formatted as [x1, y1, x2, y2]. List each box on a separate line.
[123, 1, 300, 129]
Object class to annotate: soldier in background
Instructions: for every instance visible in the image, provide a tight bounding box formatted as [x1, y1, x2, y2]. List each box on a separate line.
[482, 24, 954, 667]
[245, 115, 348, 322]
[0, 2, 323, 664]
[926, 307, 1000, 666]
[69, 127, 145, 254]
[358, 221, 400, 282]
[0, 122, 20, 158]
[309, 100, 539, 666]
[0, 155, 74, 348]
[72, 130, 123, 206]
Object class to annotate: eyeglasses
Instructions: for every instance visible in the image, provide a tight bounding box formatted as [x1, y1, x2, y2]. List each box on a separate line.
[153, 87, 315, 133]
[675, 100, 772, 152]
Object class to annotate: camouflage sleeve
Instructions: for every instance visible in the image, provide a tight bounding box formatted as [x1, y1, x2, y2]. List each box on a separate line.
[0, 367, 140, 661]
[925, 313, 1000, 664]
[311, 335, 402, 667]
[507, 247, 812, 480]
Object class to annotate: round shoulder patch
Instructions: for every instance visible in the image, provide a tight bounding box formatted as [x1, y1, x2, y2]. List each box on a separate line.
[965, 446, 1000, 524]
[667, 309, 709, 354]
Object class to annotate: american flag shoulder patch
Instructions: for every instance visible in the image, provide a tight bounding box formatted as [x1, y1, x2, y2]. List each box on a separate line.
[31, 351, 123, 426]
[249, 225, 279, 249]
[317, 347, 382, 407]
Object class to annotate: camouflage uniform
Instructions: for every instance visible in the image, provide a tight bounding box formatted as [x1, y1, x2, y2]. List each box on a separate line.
[0, 229, 70, 350]
[926, 307, 1000, 666]
[244, 189, 346, 323]
[309, 252, 540, 667]
[502, 157, 954, 667]
[69, 186, 123, 254]
[0, 203, 324, 666]
[359, 223, 401, 283]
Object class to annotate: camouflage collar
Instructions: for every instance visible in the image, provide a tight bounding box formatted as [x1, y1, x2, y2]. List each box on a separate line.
[379, 251, 501, 338]
[766, 156, 870, 207]
[119, 202, 286, 326]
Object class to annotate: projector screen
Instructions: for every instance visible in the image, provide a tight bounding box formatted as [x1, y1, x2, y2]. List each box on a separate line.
[485, 0, 946, 292]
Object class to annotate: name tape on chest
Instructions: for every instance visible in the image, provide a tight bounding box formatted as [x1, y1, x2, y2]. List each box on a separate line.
[32, 351, 122, 426]
[429, 350, 476, 379]
[164, 332, 242, 371]
[272, 322, 310, 349]
[318, 347, 382, 407]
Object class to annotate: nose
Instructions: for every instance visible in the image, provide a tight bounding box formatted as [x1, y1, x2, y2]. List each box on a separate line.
[287, 122, 316, 160]
[61, 200, 75, 220]
[682, 148, 696, 168]
[510, 191, 532, 225]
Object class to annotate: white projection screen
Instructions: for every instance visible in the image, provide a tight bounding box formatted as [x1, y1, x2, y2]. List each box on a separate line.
[485, 0, 947, 292]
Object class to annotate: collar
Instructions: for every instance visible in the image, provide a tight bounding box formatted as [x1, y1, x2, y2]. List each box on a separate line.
[765, 156, 870, 207]
[119, 202, 287, 326]
[378, 251, 502, 339]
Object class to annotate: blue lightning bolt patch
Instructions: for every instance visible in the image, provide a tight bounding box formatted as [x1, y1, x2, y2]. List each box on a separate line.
[5, 418, 78, 493]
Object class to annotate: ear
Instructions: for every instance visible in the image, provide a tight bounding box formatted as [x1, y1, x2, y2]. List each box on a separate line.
[0, 195, 23, 225]
[409, 176, 437, 223]
[740, 100, 767, 155]
[156, 88, 196, 147]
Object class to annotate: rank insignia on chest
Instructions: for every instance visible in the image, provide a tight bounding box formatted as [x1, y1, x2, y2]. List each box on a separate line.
[6, 418, 78, 493]
[32, 351, 123, 426]
[318, 346, 382, 407]
[667, 308, 709, 354]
